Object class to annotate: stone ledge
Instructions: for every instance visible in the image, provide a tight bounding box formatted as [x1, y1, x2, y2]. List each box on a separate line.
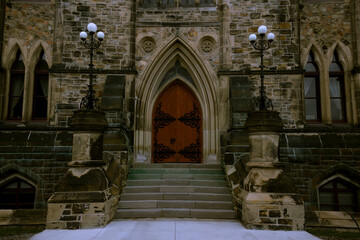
[0, 209, 47, 226]
[48, 192, 107, 203]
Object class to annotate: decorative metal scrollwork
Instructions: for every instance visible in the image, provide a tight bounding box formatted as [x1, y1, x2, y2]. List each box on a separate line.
[253, 95, 273, 111]
[153, 143, 176, 162]
[153, 102, 177, 162]
[153, 102, 176, 133]
[178, 139, 201, 163]
[178, 103, 201, 132]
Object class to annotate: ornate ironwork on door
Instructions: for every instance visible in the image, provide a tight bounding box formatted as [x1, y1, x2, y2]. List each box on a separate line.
[177, 102, 201, 162]
[152, 81, 202, 163]
[153, 103, 176, 134]
[153, 102, 176, 162]
[178, 138, 201, 162]
[178, 103, 201, 133]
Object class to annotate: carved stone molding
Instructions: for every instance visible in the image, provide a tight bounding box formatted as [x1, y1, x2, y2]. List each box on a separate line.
[141, 37, 156, 53]
[199, 37, 216, 53]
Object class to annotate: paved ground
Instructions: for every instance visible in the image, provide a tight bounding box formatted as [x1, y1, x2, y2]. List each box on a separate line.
[29, 219, 320, 240]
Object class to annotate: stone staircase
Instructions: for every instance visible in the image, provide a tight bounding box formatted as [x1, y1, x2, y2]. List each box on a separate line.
[115, 164, 236, 219]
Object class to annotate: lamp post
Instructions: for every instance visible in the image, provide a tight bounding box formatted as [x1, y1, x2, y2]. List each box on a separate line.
[79, 23, 105, 110]
[249, 25, 275, 110]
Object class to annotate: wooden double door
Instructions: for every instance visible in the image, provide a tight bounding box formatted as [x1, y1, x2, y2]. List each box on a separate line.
[152, 82, 202, 163]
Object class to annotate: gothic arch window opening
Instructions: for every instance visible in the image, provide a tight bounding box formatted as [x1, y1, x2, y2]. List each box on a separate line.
[318, 177, 359, 212]
[329, 51, 346, 123]
[8, 50, 25, 120]
[32, 50, 49, 120]
[0, 177, 36, 209]
[304, 51, 321, 122]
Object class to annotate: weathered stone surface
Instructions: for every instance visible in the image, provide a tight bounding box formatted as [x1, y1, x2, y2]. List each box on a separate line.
[0, 209, 47, 226]
[239, 191, 305, 230]
[1, 0, 360, 232]
[245, 111, 284, 133]
[72, 133, 104, 161]
[101, 75, 126, 111]
[55, 168, 108, 192]
[69, 110, 108, 131]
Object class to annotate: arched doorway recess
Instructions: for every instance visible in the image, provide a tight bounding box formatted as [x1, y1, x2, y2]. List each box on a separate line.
[134, 38, 220, 164]
[152, 81, 202, 163]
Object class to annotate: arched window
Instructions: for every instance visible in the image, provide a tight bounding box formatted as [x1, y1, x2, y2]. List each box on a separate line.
[162, 0, 175, 6]
[329, 51, 346, 122]
[32, 50, 49, 120]
[181, 0, 195, 6]
[304, 51, 321, 122]
[319, 177, 359, 212]
[8, 50, 25, 120]
[0, 178, 36, 209]
[142, 0, 157, 7]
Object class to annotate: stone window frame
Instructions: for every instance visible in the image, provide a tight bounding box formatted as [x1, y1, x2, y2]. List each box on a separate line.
[0, 164, 45, 209]
[1, 42, 52, 123]
[309, 164, 360, 213]
[0, 175, 36, 209]
[7, 50, 25, 120]
[317, 174, 360, 212]
[32, 50, 49, 120]
[304, 50, 322, 122]
[302, 42, 355, 125]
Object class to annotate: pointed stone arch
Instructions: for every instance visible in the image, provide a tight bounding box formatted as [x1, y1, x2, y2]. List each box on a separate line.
[134, 38, 219, 164]
[309, 164, 360, 211]
[26, 42, 51, 120]
[327, 42, 356, 124]
[327, 41, 352, 71]
[0, 164, 45, 208]
[1, 43, 26, 120]
[29, 41, 52, 71]
[302, 42, 324, 71]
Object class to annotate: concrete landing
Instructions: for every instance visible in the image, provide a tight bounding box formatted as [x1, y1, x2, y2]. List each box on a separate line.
[30, 219, 320, 240]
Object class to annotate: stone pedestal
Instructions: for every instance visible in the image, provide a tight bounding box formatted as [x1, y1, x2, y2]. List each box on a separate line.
[240, 111, 305, 230]
[47, 110, 119, 229]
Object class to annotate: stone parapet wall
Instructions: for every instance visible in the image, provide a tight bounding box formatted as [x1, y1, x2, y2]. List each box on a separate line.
[47, 193, 119, 229]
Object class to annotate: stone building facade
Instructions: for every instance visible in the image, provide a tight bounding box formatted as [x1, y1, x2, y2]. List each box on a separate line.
[0, 0, 360, 231]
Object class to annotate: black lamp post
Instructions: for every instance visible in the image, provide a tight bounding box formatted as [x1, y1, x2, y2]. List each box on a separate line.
[79, 23, 104, 110]
[249, 25, 275, 110]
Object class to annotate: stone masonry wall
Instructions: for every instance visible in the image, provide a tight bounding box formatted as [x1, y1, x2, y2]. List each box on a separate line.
[2, 1, 54, 54]
[58, 0, 133, 69]
[229, 0, 299, 71]
[300, 0, 352, 54]
[229, 74, 303, 128]
[0, 130, 73, 208]
[279, 130, 360, 225]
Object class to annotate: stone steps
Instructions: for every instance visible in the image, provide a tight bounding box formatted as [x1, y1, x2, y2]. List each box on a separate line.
[123, 185, 230, 194]
[118, 200, 233, 209]
[128, 174, 226, 180]
[115, 164, 236, 220]
[116, 208, 235, 219]
[126, 179, 227, 187]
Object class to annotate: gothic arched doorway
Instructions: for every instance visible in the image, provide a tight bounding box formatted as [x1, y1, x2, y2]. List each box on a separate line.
[152, 81, 202, 163]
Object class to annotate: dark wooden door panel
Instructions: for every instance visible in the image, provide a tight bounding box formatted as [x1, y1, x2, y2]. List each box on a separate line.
[152, 82, 202, 163]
